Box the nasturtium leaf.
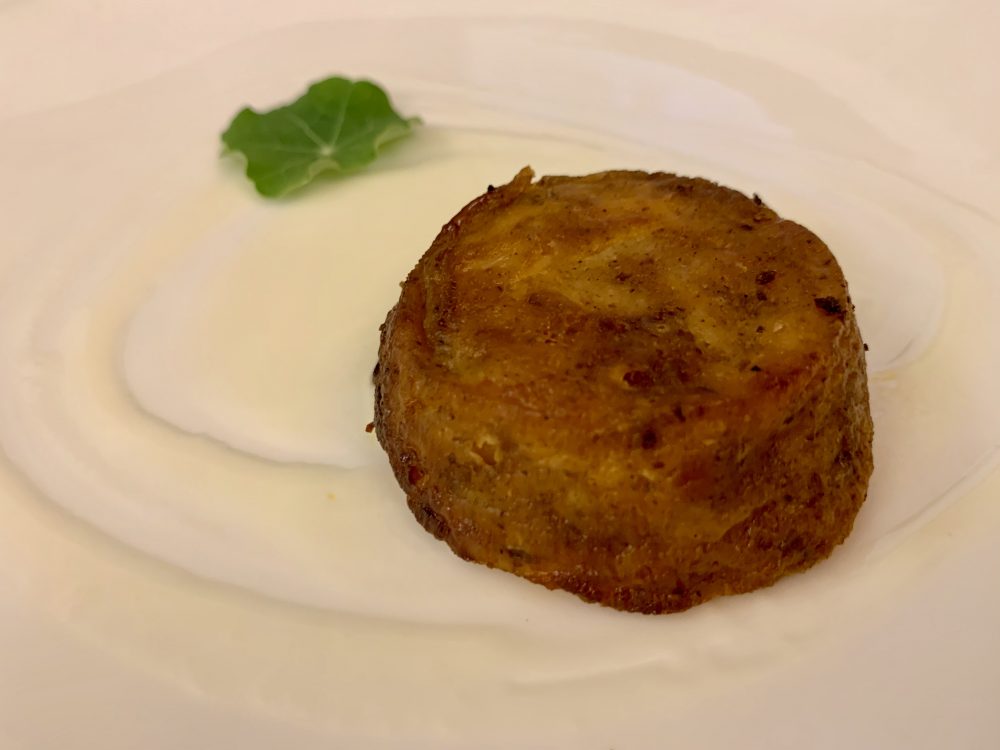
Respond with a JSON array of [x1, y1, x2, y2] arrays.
[[221, 77, 419, 197]]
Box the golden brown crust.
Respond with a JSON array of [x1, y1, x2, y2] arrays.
[[374, 167, 873, 614]]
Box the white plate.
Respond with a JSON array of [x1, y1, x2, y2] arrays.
[[2, 3, 999, 749]]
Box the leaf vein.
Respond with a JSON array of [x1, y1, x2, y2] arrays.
[[286, 113, 329, 151]]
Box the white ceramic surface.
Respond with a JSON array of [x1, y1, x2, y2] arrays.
[[1, 3, 998, 749]]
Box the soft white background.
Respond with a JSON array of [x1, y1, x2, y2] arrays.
[[2, 0, 997, 212], [1, 2, 998, 748]]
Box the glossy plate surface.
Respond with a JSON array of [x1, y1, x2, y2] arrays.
[[1, 3, 998, 748]]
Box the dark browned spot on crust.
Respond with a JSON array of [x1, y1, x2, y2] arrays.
[[416, 502, 450, 539], [641, 428, 659, 450], [504, 547, 532, 562], [624, 370, 655, 388], [756, 270, 776, 285], [814, 296, 846, 319], [364, 421, 375, 433]]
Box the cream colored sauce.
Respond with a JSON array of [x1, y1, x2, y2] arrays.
[[2, 22, 1000, 745]]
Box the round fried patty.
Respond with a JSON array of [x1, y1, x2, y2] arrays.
[[374, 167, 873, 614]]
